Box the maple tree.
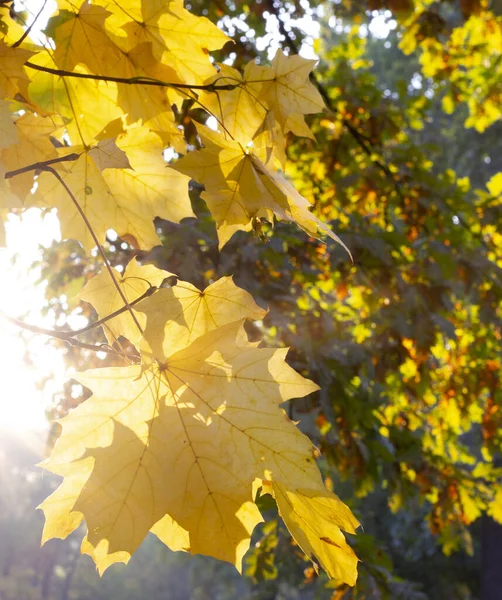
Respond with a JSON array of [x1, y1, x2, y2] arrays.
[[0, 0, 361, 588], [2, 0, 502, 597]]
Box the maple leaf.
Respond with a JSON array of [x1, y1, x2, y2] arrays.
[[264, 482, 359, 583], [0, 40, 34, 100], [78, 257, 266, 351], [88, 138, 132, 172], [47, 2, 180, 125], [0, 5, 29, 46], [77, 258, 174, 346], [199, 64, 269, 145], [32, 126, 193, 251], [200, 59, 318, 145], [245, 49, 325, 138], [48, 1, 119, 73], [98, 126, 195, 238], [28, 51, 124, 145], [171, 125, 348, 251], [91, 0, 230, 84], [40, 280, 359, 583], [0, 99, 19, 150], [135, 274, 267, 358], [0, 112, 61, 199]]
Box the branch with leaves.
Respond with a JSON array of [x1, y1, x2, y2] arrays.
[[0, 0, 360, 587]]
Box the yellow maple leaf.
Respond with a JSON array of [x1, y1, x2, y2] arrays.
[[0, 40, 34, 100], [244, 49, 325, 137], [0, 100, 19, 151], [28, 51, 123, 145], [40, 298, 358, 583], [48, 2, 181, 124], [91, 0, 229, 85], [171, 125, 348, 251], [88, 138, 132, 172], [284, 112, 317, 141], [201, 59, 319, 143], [32, 126, 193, 251], [199, 64, 269, 145], [265, 482, 359, 585], [78, 259, 265, 352], [136, 274, 267, 358], [99, 126, 194, 237], [31, 149, 110, 251], [50, 1, 121, 73], [115, 42, 181, 123], [77, 258, 174, 346], [0, 5, 29, 47], [0, 112, 61, 199]]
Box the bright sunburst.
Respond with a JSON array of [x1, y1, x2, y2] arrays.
[[0, 209, 64, 433]]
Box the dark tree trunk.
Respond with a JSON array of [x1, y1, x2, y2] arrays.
[[481, 514, 502, 599]]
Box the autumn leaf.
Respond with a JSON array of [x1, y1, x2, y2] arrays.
[[0, 39, 34, 100], [136, 274, 267, 358], [199, 64, 268, 145], [78, 257, 265, 351], [32, 126, 193, 251], [265, 482, 359, 584], [171, 124, 348, 251], [245, 49, 325, 137], [91, 0, 229, 84], [0, 111, 61, 199], [48, 1, 121, 73], [28, 51, 123, 145], [40, 286, 358, 583], [77, 258, 174, 346], [88, 138, 132, 172], [0, 99, 18, 150], [47, 2, 181, 124]]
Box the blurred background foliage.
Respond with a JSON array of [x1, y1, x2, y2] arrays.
[[2, 0, 502, 598]]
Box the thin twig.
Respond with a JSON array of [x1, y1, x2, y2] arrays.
[[44, 166, 145, 337], [72, 285, 157, 337], [5, 153, 81, 180], [12, 0, 48, 48], [0, 309, 136, 359]]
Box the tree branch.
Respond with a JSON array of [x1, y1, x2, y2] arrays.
[[5, 153, 81, 180], [24, 61, 240, 92], [0, 309, 136, 360]]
